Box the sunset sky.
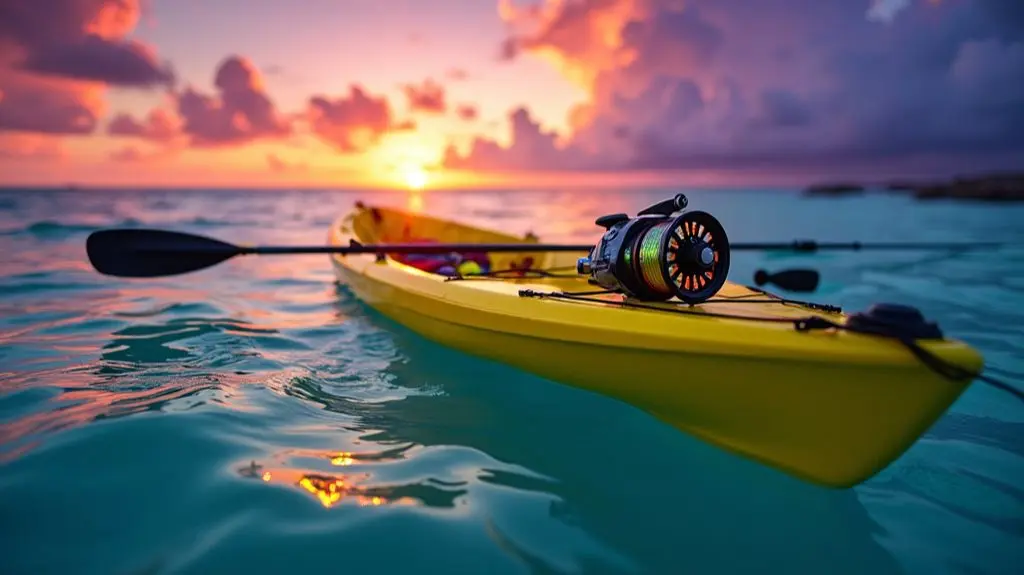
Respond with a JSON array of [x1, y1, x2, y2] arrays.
[[1, 0, 1022, 190]]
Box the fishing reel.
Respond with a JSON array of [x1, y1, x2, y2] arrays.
[[576, 194, 731, 305]]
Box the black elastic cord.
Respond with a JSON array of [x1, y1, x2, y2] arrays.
[[809, 317, 1024, 405], [446, 265, 579, 282], [518, 289, 801, 325], [517, 289, 1024, 404]]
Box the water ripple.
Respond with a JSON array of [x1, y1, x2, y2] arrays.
[[0, 189, 1021, 575]]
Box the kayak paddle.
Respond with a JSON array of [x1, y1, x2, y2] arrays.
[[84, 228, 593, 278], [85, 228, 1012, 279], [754, 269, 820, 293]]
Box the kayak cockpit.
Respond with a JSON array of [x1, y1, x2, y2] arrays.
[[345, 202, 585, 282]]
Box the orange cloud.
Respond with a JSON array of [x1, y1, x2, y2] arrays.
[[498, 0, 638, 89], [0, 133, 65, 160], [266, 153, 308, 172], [402, 78, 447, 114]]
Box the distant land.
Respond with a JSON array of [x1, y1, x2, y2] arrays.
[[804, 172, 1024, 202]]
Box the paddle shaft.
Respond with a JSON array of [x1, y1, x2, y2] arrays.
[[85, 227, 1013, 279], [731, 240, 1007, 252], [243, 243, 594, 255], [241, 240, 1007, 255]]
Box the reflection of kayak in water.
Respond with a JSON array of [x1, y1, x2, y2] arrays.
[[328, 201, 984, 489]]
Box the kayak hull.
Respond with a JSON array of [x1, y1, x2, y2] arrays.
[[328, 202, 984, 488]]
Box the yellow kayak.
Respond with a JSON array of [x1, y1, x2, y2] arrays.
[[328, 201, 984, 488]]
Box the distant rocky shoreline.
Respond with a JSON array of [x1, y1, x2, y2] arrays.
[[803, 172, 1024, 202]]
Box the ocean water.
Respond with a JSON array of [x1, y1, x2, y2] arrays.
[[0, 187, 1021, 575]]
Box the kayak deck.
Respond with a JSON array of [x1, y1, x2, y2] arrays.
[[329, 202, 984, 488]]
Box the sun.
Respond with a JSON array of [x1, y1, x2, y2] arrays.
[[402, 166, 429, 191]]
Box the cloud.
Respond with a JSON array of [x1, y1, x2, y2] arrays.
[[402, 78, 447, 114], [307, 85, 412, 153], [0, 0, 174, 88], [449, 0, 1024, 175], [0, 133, 65, 160], [446, 68, 470, 81], [21, 33, 175, 88], [456, 104, 479, 121], [107, 108, 181, 142], [103, 56, 294, 149], [105, 57, 416, 157], [109, 145, 146, 163], [0, 70, 103, 134], [266, 153, 308, 172], [175, 56, 292, 147], [0, 0, 172, 138], [444, 106, 589, 171]]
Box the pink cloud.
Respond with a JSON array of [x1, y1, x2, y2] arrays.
[[104, 58, 418, 156], [446, 68, 470, 81], [307, 85, 412, 153], [402, 78, 447, 114], [107, 108, 180, 141], [456, 104, 479, 121]]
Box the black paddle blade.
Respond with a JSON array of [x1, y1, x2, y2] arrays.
[[86, 229, 242, 278], [754, 268, 821, 293]]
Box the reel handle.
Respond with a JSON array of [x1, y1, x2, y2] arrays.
[[637, 193, 688, 217]]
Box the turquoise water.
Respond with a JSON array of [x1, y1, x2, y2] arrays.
[[1, 187, 1021, 575]]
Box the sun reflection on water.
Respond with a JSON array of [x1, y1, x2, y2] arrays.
[[241, 457, 418, 509]]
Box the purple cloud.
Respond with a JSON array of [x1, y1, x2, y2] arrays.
[[176, 56, 292, 147], [107, 108, 180, 141], [22, 34, 175, 88], [0, 0, 174, 139], [448, 0, 1024, 177], [0, 0, 174, 88], [0, 73, 100, 134], [445, 107, 589, 171]]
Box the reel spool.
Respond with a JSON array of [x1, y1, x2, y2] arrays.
[[576, 194, 731, 305]]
